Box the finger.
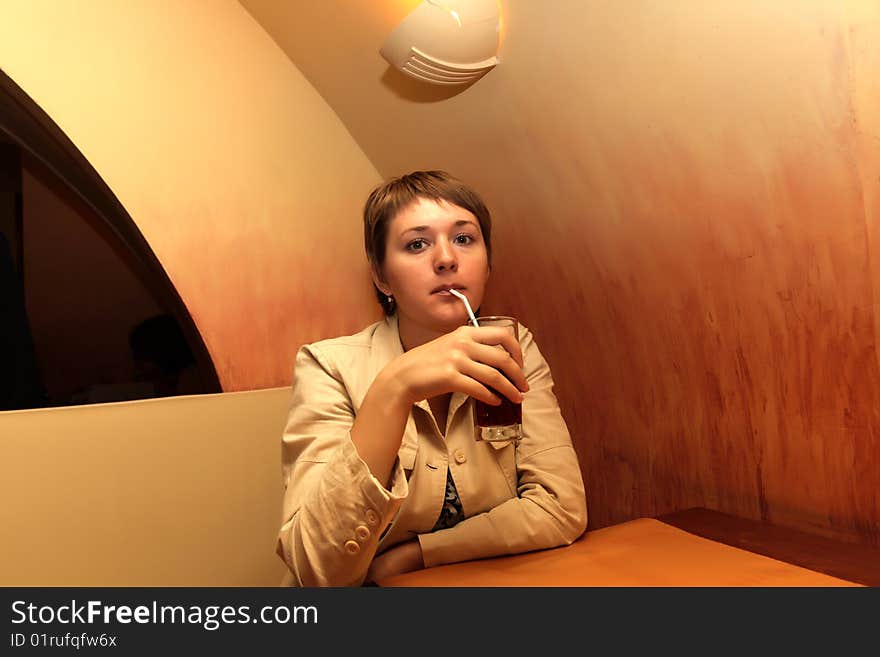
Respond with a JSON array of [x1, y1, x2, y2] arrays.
[[466, 327, 525, 369], [464, 342, 529, 393], [459, 361, 525, 404], [452, 372, 503, 406]]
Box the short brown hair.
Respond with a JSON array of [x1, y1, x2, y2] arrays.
[[363, 170, 493, 316]]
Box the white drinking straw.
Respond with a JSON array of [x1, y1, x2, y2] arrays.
[[449, 288, 480, 327]]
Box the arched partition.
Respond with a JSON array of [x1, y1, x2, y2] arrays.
[[0, 69, 221, 406]]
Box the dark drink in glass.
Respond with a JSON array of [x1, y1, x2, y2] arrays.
[[471, 316, 523, 442], [474, 385, 522, 435]]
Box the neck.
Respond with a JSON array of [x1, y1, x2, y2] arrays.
[[396, 312, 453, 352]]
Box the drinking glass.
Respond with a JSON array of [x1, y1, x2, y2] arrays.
[[471, 316, 523, 442]]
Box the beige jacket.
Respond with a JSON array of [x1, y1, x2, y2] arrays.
[[277, 314, 587, 586]]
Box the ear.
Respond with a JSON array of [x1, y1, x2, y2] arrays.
[[370, 264, 392, 297]]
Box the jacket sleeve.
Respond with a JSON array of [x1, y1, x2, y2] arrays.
[[276, 344, 408, 586], [417, 325, 588, 567]]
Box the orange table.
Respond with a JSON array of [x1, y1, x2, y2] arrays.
[[378, 508, 876, 587]]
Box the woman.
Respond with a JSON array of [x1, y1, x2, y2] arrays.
[[277, 171, 587, 586]]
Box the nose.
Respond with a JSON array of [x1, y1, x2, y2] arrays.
[[434, 239, 458, 272]]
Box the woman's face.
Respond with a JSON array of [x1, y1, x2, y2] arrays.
[[374, 197, 490, 336]]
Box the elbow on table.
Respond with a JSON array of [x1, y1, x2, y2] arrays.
[[525, 475, 588, 547], [557, 483, 588, 544], [558, 493, 588, 545]]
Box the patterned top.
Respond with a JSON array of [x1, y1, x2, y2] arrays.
[[432, 468, 465, 531]]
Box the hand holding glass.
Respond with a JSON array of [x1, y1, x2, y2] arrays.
[[447, 290, 523, 442]]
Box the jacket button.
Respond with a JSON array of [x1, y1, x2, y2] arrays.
[[365, 509, 379, 526], [344, 540, 360, 555], [355, 525, 371, 542], [453, 449, 467, 464]]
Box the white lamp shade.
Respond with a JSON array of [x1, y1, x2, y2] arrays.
[[380, 0, 501, 86]]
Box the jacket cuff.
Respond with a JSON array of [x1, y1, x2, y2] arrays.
[[340, 436, 408, 532]]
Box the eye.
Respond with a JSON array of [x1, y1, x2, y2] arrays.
[[406, 238, 429, 252], [454, 234, 475, 245]]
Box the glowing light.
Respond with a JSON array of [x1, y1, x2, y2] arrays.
[[427, 1, 463, 28]]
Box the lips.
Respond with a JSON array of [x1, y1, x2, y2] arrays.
[[431, 284, 465, 294]]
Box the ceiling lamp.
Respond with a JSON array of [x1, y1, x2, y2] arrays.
[[380, 0, 501, 86]]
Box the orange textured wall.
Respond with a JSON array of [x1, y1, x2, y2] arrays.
[[485, 2, 880, 544]]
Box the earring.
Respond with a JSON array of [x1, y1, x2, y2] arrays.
[[387, 295, 393, 304]]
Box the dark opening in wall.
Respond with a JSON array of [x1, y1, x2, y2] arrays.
[[0, 69, 220, 410]]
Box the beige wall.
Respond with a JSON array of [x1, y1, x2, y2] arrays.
[[0, 388, 291, 586], [245, 0, 880, 544], [0, 0, 383, 393]]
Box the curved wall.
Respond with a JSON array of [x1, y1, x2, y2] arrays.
[[0, 0, 383, 392], [246, 0, 880, 544]]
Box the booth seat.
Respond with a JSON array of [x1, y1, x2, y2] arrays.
[[7, 390, 875, 588], [0, 388, 292, 586]]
